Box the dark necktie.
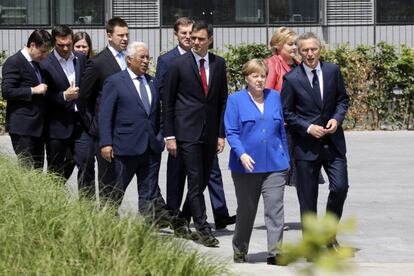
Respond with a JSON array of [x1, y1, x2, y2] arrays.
[[311, 69, 322, 101], [199, 58, 208, 96], [31, 61, 42, 83], [138, 76, 151, 114]]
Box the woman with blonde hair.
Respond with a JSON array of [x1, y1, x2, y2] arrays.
[[225, 58, 289, 265], [265, 27, 300, 91]]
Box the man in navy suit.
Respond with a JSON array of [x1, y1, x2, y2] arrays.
[[1, 29, 52, 169], [155, 17, 235, 231], [42, 25, 95, 194], [281, 32, 349, 249], [163, 21, 228, 247], [79, 17, 129, 199], [99, 42, 165, 217]]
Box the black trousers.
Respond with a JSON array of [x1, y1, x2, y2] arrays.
[[166, 152, 230, 223], [46, 118, 95, 196], [295, 140, 349, 222], [177, 139, 216, 231], [10, 134, 44, 169]]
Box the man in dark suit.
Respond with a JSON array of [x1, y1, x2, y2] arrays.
[[42, 25, 95, 194], [1, 29, 52, 169], [155, 17, 235, 231], [163, 21, 228, 247], [281, 32, 349, 249], [79, 17, 129, 199], [99, 42, 165, 217]]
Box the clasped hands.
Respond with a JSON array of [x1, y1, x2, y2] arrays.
[[309, 119, 338, 139]]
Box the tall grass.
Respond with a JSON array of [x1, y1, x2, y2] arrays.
[[0, 154, 228, 275]]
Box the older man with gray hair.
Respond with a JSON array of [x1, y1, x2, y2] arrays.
[[99, 41, 166, 219]]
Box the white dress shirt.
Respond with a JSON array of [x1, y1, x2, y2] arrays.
[[127, 68, 152, 105], [302, 62, 323, 100]]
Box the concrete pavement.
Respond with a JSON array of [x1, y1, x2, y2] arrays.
[[1, 131, 413, 275]]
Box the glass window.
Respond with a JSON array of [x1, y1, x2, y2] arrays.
[[377, 0, 414, 23], [55, 0, 104, 25], [269, 0, 319, 24], [162, 0, 265, 25], [0, 0, 49, 25]]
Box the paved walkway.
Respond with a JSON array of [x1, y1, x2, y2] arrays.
[[1, 131, 413, 275]]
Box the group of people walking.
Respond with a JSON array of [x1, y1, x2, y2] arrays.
[[1, 15, 350, 266]]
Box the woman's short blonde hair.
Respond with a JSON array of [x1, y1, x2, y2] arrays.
[[269, 27, 297, 54], [242, 58, 268, 77]]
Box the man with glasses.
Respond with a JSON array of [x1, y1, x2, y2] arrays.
[[99, 42, 165, 218], [2, 29, 52, 169]]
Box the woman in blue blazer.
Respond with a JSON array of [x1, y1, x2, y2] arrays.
[[224, 59, 290, 265]]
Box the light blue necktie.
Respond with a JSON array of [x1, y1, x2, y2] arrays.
[[138, 76, 151, 114], [117, 52, 127, 70]]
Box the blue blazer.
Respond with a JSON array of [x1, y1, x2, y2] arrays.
[[281, 62, 349, 161], [42, 51, 86, 139], [99, 70, 165, 156], [154, 46, 180, 96], [224, 88, 290, 173]]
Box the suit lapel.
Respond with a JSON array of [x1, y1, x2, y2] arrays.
[[103, 47, 122, 72], [146, 74, 158, 114], [187, 53, 205, 98], [18, 51, 41, 84], [74, 56, 81, 86], [207, 52, 216, 98], [297, 64, 322, 109], [49, 51, 70, 87]]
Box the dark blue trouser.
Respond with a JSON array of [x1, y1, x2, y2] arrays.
[[113, 149, 163, 214]]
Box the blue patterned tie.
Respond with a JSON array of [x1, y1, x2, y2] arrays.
[[139, 76, 150, 114], [117, 52, 127, 70]]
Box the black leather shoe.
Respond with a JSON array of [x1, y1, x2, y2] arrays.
[[192, 230, 219, 247], [233, 252, 246, 263], [215, 215, 236, 230], [267, 254, 287, 266], [173, 224, 192, 239], [327, 240, 341, 253]]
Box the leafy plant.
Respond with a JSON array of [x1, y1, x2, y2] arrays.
[[280, 213, 356, 276]]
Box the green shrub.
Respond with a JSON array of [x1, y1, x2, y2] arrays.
[[222, 44, 271, 92], [281, 213, 356, 275], [0, 50, 7, 132], [0, 154, 228, 275]]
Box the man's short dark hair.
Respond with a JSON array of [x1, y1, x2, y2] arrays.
[[26, 29, 52, 48], [51, 25, 73, 45], [192, 20, 213, 38], [173, 17, 194, 33], [106, 17, 128, 34]]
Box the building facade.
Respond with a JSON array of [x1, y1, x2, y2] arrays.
[[0, 0, 413, 59]]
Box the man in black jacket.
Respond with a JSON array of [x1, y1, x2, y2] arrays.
[[2, 29, 51, 169]]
